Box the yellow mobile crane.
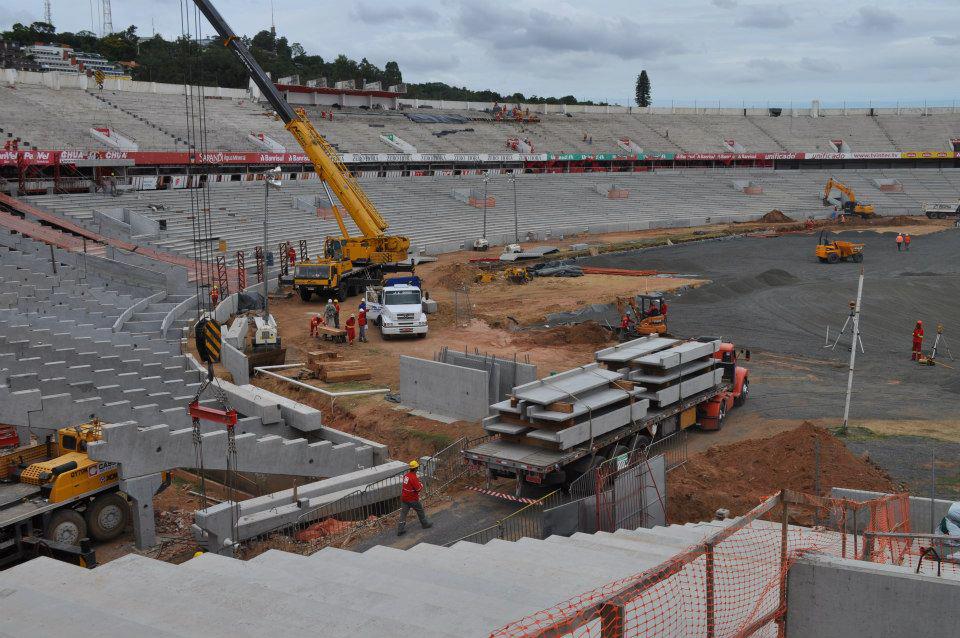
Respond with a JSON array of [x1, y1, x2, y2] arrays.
[[192, 0, 410, 302]]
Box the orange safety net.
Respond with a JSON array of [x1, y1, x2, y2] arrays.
[[490, 491, 915, 638]]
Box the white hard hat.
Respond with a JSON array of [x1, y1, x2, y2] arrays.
[[328, 299, 333, 303]]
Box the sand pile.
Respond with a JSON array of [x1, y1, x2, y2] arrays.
[[760, 210, 796, 223], [513, 321, 614, 347]]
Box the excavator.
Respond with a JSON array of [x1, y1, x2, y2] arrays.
[[615, 293, 668, 340], [190, 0, 409, 303], [822, 178, 876, 218]]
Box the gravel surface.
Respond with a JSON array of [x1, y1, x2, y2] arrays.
[[581, 228, 960, 421]]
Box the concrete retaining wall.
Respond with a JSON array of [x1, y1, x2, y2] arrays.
[[439, 350, 537, 404], [222, 341, 250, 385], [787, 554, 960, 637], [399, 355, 490, 422]]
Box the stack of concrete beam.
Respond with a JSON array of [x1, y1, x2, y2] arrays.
[[596, 337, 723, 408], [482, 363, 649, 451], [193, 460, 409, 554], [0, 518, 826, 636]]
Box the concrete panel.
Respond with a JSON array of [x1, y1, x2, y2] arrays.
[[399, 356, 489, 422], [88, 421, 374, 480], [787, 554, 960, 638], [221, 341, 250, 385]]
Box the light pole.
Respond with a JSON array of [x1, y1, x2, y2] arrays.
[[509, 172, 519, 243], [262, 166, 282, 318], [481, 173, 490, 240]]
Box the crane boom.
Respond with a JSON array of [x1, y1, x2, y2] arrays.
[[192, 0, 402, 250]]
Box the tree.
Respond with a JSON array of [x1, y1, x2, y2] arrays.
[[384, 61, 402, 87], [251, 30, 275, 52], [635, 70, 651, 107]]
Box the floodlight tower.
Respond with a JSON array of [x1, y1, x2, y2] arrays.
[[102, 0, 114, 35], [44, 0, 52, 26]]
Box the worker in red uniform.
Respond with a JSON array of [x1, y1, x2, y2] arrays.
[[912, 320, 924, 361], [397, 460, 432, 536], [345, 314, 357, 345], [287, 245, 297, 267], [357, 306, 368, 342], [210, 285, 220, 306], [896, 233, 904, 251], [904, 233, 912, 251], [309, 314, 323, 337]]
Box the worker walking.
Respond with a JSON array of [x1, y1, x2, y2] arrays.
[[397, 460, 432, 536], [309, 314, 323, 337], [324, 299, 337, 328], [912, 320, 924, 361], [210, 285, 220, 306], [904, 233, 911, 251], [345, 314, 357, 345], [896, 233, 904, 251], [333, 299, 341, 328], [358, 306, 368, 342]]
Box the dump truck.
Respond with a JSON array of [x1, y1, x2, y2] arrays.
[[815, 230, 864, 263], [464, 337, 748, 492], [0, 421, 167, 568], [923, 202, 960, 220]]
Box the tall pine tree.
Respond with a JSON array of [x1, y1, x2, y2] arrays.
[[635, 70, 651, 107]]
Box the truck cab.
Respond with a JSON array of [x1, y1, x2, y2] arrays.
[[364, 283, 428, 338], [293, 259, 351, 302]]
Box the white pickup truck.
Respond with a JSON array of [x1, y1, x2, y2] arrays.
[[364, 282, 428, 338]]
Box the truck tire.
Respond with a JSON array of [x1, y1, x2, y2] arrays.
[[852, 253, 863, 263], [939, 212, 948, 220], [298, 288, 312, 302], [827, 253, 840, 264], [45, 508, 87, 546], [337, 286, 347, 302], [735, 380, 749, 406], [85, 493, 130, 541], [417, 332, 427, 339]]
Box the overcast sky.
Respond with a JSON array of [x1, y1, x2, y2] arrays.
[[4, 1, 959, 106]]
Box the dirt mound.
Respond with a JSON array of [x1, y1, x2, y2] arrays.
[[513, 321, 614, 347], [668, 423, 899, 524], [433, 263, 478, 290], [756, 268, 798, 287], [760, 209, 796, 223], [878, 214, 933, 226]]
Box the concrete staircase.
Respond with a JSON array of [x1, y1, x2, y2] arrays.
[[125, 294, 192, 338], [0, 522, 730, 637]]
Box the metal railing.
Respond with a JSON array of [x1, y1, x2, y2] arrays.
[[645, 429, 689, 472]]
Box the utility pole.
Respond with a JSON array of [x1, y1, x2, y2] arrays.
[[43, 0, 52, 26], [481, 173, 489, 240], [840, 267, 864, 435], [510, 173, 519, 243], [102, 0, 114, 35]]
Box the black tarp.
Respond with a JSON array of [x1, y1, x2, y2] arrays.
[[405, 113, 471, 124], [237, 292, 266, 312]]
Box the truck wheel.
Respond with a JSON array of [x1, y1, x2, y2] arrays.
[[852, 254, 863, 263], [298, 288, 312, 302], [827, 253, 839, 264], [735, 380, 749, 406], [938, 212, 948, 220], [337, 287, 347, 302], [86, 493, 130, 541], [417, 332, 427, 339], [46, 509, 87, 546]]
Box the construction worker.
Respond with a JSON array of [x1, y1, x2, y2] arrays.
[[210, 285, 220, 306], [309, 314, 323, 337], [358, 306, 368, 342], [333, 299, 341, 328], [912, 320, 924, 361], [397, 460, 432, 536], [345, 314, 357, 345], [904, 233, 911, 251], [896, 233, 904, 251], [287, 245, 297, 267], [324, 299, 337, 328]]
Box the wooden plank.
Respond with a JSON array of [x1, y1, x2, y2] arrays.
[[544, 401, 574, 414], [322, 369, 372, 382]]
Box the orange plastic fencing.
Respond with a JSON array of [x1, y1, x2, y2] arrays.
[[490, 491, 913, 638]]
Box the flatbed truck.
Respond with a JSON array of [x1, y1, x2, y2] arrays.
[[464, 340, 748, 491]]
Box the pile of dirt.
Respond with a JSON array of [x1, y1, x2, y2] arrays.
[[668, 423, 900, 524], [513, 321, 614, 347], [873, 214, 934, 226], [433, 263, 478, 290], [760, 209, 796, 223]]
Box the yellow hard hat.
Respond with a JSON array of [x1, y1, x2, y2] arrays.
[[409, 460, 419, 469]]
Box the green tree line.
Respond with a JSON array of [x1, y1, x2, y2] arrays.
[[3, 21, 601, 105]]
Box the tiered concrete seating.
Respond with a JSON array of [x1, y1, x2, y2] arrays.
[[24, 168, 960, 262], [0, 518, 844, 636]]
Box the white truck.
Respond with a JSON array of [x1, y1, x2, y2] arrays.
[[364, 281, 428, 338], [923, 202, 960, 220]]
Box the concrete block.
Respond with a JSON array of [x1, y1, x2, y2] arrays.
[[239, 384, 322, 433], [399, 355, 489, 422]]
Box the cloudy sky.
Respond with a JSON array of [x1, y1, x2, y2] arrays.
[[4, 1, 959, 106]]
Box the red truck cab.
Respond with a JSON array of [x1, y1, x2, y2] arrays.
[[698, 341, 749, 430]]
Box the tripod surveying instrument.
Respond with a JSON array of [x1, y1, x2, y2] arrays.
[[918, 323, 954, 366], [825, 300, 864, 353]]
